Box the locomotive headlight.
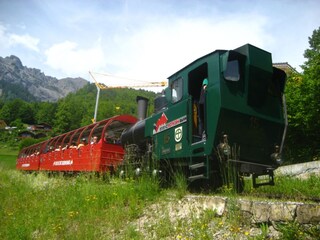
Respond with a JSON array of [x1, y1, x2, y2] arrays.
[[218, 134, 231, 158], [152, 169, 157, 177], [276, 155, 282, 165], [135, 168, 141, 176], [271, 153, 282, 165], [152, 169, 161, 177], [270, 145, 282, 166]]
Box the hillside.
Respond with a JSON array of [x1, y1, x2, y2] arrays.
[[0, 55, 88, 102]]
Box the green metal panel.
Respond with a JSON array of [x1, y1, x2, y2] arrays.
[[158, 102, 188, 159], [218, 44, 286, 165], [234, 44, 273, 73], [145, 98, 189, 159]]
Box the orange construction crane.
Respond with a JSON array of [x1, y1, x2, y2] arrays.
[[89, 71, 167, 123], [89, 71, 167, 89]]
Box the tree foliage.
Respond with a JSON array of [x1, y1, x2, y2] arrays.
[[52, 84, 156, 134], [285, 27, 320, 162], [0, 80, 37, 102], [0, 99, 35, 125], [301, 27, 320, 136], [18, 137, 47, 151], [34, 102, 58, 126]]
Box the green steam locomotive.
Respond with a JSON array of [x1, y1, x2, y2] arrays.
[[122, 43, 287, 190]]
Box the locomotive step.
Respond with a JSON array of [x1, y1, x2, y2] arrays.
[[188, 174, 206, 181], [189, 162, 205, 170]]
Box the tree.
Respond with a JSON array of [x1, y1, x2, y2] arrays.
[[285, 27, 320, 162], [34, 102, 58, 125], [301, 27, 320, 137], [53, 99, 76, 134], [0, 99, 34, 124], [53, 91, 91, 134], [10, 118, 24, 129]]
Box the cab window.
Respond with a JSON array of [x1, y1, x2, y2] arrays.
[[224, 60, 240, 81], [171, 78, 183, 103]]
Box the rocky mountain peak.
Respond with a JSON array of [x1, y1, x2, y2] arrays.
[[0, 55, 88, 102], [6, 55, 23, 69]]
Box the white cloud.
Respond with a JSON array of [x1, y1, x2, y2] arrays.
[[9, 33, 40, 52], [77, 12, 273, 90], [0, 23, 39, 52], [105, 13, 272, 83], [0, 24, 7, 46], [43, 11, 273, 86], [45, 40, 106, 77]]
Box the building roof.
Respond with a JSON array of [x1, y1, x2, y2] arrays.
[[273, 62, 298, 74]]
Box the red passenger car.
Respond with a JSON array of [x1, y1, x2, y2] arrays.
[[16, 115, 137, 173]]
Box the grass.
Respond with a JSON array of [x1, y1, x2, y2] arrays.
[[0, 145, 18, 169], [1, 147, 162, 239], [0, 147, 319, 239], [0, 168, 161, 239], [242, 174, 320, 202]]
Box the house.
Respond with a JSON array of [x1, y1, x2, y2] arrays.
[[28, 123, 52, 132], [273, 62, 298, 75], [18, 131, 35, 139]]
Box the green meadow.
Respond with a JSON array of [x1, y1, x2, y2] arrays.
[[1, 148, 319, 239]]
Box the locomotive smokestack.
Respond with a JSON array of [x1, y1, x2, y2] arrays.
[[136, 96, 149, 120]]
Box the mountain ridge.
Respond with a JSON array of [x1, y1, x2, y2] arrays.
[[0, 55, 88, 102]]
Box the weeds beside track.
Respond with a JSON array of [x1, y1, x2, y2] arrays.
[[1, 150, 319, 239]]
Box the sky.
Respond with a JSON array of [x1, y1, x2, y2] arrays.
[[0, 0, 319, 87]]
